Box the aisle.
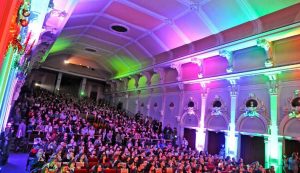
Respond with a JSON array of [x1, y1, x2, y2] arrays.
[[1, 153, 28, 173]]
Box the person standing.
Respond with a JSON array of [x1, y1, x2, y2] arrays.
[[288, 152, 299, 173], [16, 120, 26, 151]]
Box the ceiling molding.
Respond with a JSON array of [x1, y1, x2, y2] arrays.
[[112, 21, 300, 79], [73, 1, 114, 43], [41, 66, 107, 81], [115, 0, 166, 21]]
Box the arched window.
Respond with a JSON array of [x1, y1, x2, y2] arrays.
[[169, 102, 174, 108], [213, 100, 222, 108], [188, 101, 194, 108], [246, 99, 258, 108], [291, 97, 300, 107], [154, 102, 158, 108]]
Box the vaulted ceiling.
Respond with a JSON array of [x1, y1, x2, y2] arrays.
[[43, 0, 300, 79]]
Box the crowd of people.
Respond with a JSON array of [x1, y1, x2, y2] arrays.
[[5, 88, 279, 173]]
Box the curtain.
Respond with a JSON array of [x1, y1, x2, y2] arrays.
[[240, 135, 265, 166], [207, 131, 225, 155], [184, 128, 196, 150], [284, 139, 300, 157]]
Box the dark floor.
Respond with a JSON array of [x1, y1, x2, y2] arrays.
[[1, 153, 28, 173]]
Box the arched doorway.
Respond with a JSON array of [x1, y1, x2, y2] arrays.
[[280, 116, 300, 157], [205, 114, 228, 155], [237, 116, 268, 166], [181, 112, 199, 150]]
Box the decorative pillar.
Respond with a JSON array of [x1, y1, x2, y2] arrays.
[[265, 73, 282, 173], [196, 82, 209, 151], [178, 84, 185, 145], [160, 87, 167, 126], [225, 77, 239, 159], [87, 84, 92, 98], [41, 74, 47, 85], [146, 89, 153, 117], [96, 86, 102, 101], [153, 68, 165, 84], [170, 63, 182, 81], [257, 39, 274, 67], [125, 93, 129, 111], [135, 90, 141, 113], [79, 77, 87, 97], [132, 74, 141, 89], [219, 50, 233, 73], [55, 72, 62, 93], [141, 71, 152, 87]]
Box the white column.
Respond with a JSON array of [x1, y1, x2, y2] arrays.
[[96, 86, 102, 101], [55, 72, 62, 93], [87, 84, 92, 98], [146, 89, 153, 117], [177, 86, 185, 145], [41, 75, 47, 84], [196, 82, 208, 151], [79, 77, 87, 97], [266, 73, 281, 173], [135, 91, 140, 113], [125, 93, 129, 111], [160, 88, 167, 126], [226, 78, 239, 159]]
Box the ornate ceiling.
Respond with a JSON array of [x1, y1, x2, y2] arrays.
[[42, 0, 300, 79]]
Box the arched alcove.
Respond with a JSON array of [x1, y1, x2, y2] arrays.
[[238, 116, 267, 134], [282, 118, 300, 137], [205, 115, 228, 131], [181, 112, 199, 128], [188, 101, 195, 107]]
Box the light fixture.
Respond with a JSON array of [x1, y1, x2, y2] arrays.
[[110, 24, 128, 33], [64, 60, 69, 64]]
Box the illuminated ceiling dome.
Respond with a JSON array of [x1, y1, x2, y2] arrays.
[[42, 0, 300, 80]]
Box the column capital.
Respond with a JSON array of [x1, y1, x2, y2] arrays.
[[140, 71, 153, 86], [178, 83, 184, 91], [170, 63, 182, 81], [219, 50, 233, 73], [227, 77, 239, 96], [265, 72, 280, 95], [120, 77, 130, 90], [153, 67, 165, 83], [257, 38, 274, 67], [130, 74, 141, 88], [200, 81, 209, 95]]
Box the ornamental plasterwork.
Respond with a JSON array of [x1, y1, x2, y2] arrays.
[[240, 93, 265, 118], [284, 90, 300, 119], [184, 97, 198, 115], [209, 95, 227, 116]]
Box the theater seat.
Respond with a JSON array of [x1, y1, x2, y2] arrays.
[[88, 158, 98, 162], [88, 162, 98, 168], [166, 168, 173, 173], [74, 169, 88, 173], [104, 169, 117, 173]]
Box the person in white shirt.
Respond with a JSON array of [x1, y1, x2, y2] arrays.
[[44, 122, 53, 133]]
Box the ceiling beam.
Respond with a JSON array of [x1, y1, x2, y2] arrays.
[[73, 1, 113, 43], [112, 21, 300, 79], [41, 66, 107, 81], [113, 63, 300, 93]]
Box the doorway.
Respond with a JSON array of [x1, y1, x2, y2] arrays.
[[90, 91, 97, 101], [184, 128, 196, 150], [207, 131, 225, 155], [240, 135, 265, 166], [284, 139, 300, 157]]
